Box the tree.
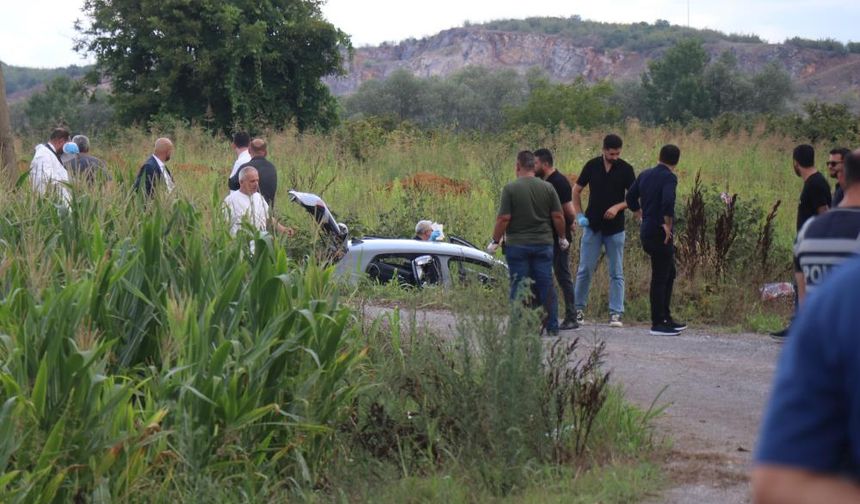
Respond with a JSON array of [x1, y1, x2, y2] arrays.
[[507, 77, 620, 131], [641, 38, 712, 123], [13, 77, 114, 135], [0, 63, 16, 186], [0, 68, 14, 186], [703, 52, 754, 113], [750, 62, 793, 114], [75, 0, 349, 132], [343, 67, 529, 132]]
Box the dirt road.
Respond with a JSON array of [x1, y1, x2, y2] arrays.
[[363, 306, 782, 503]]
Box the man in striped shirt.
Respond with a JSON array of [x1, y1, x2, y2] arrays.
[[794, 149, 860, 303]]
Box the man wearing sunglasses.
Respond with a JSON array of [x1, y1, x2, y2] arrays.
[[828, 147, 851, 207]]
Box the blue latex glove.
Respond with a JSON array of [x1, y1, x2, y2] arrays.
[[576, 213, 589, 228], [429, 230, 441, 241]]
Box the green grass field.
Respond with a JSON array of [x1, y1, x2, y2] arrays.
[[0, 123, 702, 502]]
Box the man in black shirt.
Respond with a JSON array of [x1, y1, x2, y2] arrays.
[[772, 144, 832, 340], [626, 144, 686, 337], [828, 147, 850, 207], [535, 148, 579, 330], [229, 138, 278, 208], [794, 150, 860, 303], [572, 134, 636, 327]]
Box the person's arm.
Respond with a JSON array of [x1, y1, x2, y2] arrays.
[[604, 201, 628, 220], [625, 175, 641, 213], [795, 271, 807, 304], [662, 216, 673, 244], [562, 200, 575, 220], [661, 175, 677, 243], [551, 211, 566, 238], [572, 184, 585, 217], [491, 214, 511, 243], [752, 466, 860, 504], [228, 173, 240, 191], [557, 180, 576, 228], [572, 164, 590, 217]]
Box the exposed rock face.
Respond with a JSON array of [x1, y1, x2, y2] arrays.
[[325, 27, 860, 100]]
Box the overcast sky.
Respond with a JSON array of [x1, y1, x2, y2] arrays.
[[2, 0, 858, 68]]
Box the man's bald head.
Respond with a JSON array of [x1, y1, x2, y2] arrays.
[[154, 137, 174, 162], [249, 138, 267, 158]]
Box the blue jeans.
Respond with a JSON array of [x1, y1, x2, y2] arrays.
[[574, 228, 626, 315], [505, 244, 558, 332]]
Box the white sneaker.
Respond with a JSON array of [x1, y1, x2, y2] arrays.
[[576, 309, 585, 325], [609, 313, 623, 328]]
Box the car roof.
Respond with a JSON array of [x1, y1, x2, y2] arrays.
[[348, 238, 495, 263]]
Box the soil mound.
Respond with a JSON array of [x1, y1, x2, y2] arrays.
[[392, 172, 471, 195]]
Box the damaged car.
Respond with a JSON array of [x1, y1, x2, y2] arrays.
[[288, 190, 506, 288]]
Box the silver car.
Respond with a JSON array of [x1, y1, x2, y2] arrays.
[[288, 190, 506, 287]]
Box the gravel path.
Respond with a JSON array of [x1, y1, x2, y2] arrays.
[[362, 305, 783, 504]]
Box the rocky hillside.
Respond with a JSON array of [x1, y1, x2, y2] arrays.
[[325, 26, 860, 104]]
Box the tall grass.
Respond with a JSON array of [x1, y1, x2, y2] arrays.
[[0, 139, 666, 501], [0, 185, 366, 501]]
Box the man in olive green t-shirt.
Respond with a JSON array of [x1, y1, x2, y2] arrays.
[[488, 150, 569, 335]]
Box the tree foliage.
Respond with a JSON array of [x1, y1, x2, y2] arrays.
[[473, 16, 763, 51], [639, 39, 793, 124], [0, 62, 91, 96], [789, 102, 860, 144], [10, 77, 114, 135], [75, 0, 349, 132], [0, 63, 15, 185], [343, 67, 528, 132], [507, 76, 620, 131]]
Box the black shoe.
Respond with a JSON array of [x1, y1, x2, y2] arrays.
[[545, 329, 560, 337], [650, 324, 681, 336], [770, 327, 790, 342], [667, 318, 687, 331], [560, 319, 580, 331]]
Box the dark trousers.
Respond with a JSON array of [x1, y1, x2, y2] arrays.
[[505, 244, 558, 332], [553, 242, 576, 321], [642, 234, 676, 326]]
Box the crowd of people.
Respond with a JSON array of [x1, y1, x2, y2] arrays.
[[484, 137, 860, 343], [28, 127, 291, 240], [487, 135, 686, 336]]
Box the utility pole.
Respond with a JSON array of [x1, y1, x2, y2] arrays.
[[0, 63, 17, 187], [687, 0, 691, 27]]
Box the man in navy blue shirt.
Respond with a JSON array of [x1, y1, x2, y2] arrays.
[[752, 253, 860, 503], [626, 145, 686, 336]]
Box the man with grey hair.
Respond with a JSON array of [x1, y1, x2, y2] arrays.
[[228, 138, 277, 207], [414, 220, 433, 240], [64, 134, 111, 185], [223, 165, 292, 236], [30, 126, 71, 206], [133, 137, 175, 198]]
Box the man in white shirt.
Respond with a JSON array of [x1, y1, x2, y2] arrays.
[[30, 127, 72, 206], [228, 132, 251, 190], [224, 166, 290, 236], [133, 138, 175, 198]]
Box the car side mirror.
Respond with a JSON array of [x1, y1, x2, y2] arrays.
[[411, 255, 439, 288]]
